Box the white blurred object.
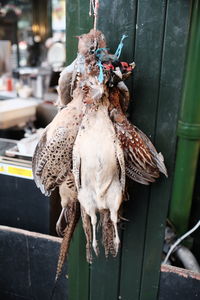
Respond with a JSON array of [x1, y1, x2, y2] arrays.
[[47, 42, 65, 69], [0, 99, 37, 129], [35, 75, 43, 98], [17, 128, 44, 156], [18, 85, 32, 98]]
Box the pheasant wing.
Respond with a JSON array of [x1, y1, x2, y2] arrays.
[[32, 126, 76, 196], [133, 125, 168, 177], [115, 120, 167, 184]]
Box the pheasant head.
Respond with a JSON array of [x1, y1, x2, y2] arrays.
[[77, 29, 107, 57]]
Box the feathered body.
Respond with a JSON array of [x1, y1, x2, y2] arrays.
[[32, 28, 167, 282], [32, 86, 84, 280], [73, 90, 125, 258], [32, 88, 84, 195], [57, 54, 85, 109]]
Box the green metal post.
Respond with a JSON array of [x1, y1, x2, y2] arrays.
[[169, 0, 200, 235]]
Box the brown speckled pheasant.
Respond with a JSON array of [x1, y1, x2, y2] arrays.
[[33, 29, 167, 284], [32, 85, 84, 281], [56, 29, 106, 109], [73, 85, 125, 257], [33, 29, 116, 278]]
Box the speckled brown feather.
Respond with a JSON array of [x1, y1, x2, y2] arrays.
[[55, 200, 80, 281], [57, 68, 73, 107], [100, 210, 116, 257], [109, 87, 167, 184], [32, 89, 84, 196]]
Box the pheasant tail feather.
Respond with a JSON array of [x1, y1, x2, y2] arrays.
[[55, 201, 80, 281]]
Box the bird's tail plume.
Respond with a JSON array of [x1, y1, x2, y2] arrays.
[[51, 201, 80, 300]]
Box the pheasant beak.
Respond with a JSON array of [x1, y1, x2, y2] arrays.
[[130, 62, 136, 69], [113, 67, 122, 79]]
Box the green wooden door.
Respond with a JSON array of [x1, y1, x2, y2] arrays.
[[65, 1, 192, 299]]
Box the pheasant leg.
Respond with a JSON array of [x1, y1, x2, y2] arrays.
[[81, 207, 93, 263], [90, 213, 98, 256], [110, 210, 120, 255]]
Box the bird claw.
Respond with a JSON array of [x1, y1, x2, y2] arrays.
[[56, 220, 65, 237], [92, 240, 99, 256], [119, 215, 129, 222], [64, 209, 69, 224], [56, 208, 68, 237], [114, 237, 120, 255], [86, 247, 93, 264]]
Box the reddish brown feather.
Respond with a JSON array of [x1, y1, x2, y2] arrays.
[[109, 87, 166, 184]]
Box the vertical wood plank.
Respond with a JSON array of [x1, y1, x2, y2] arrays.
[[119, 1, 167, 299], [66, 0, 93, 64], [98, 0, 137, 60], [89, 245, 121, 300], [68, 222, 90, 300], [89, 1, 138, 299], [66, 1, 91, 300], [139, 1, 192, 300]]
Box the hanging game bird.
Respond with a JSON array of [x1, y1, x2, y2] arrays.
[[73, 84, 125, 259], [32, 29, 167, 281]]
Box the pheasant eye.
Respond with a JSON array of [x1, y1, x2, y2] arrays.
[[89, 46, 95, 54]]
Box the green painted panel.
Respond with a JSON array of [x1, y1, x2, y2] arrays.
[[98, 0, 137, 60], [119, 184, 150, 300], [66, 0, 93, 64], [139, 1, 192, 299], [89, 242, 121, 300], [68, 222, 90, 300], [65, 1, 92, 300], [119, 1, 167, 299]]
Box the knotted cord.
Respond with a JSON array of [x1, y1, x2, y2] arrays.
[[115, 34, 128, 59], [89, 0, 99, 30]]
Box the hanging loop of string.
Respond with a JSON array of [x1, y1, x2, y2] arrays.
[[89, 0, 99, 30], [115, 34, 128, 59], [89, 0, 95, 16]]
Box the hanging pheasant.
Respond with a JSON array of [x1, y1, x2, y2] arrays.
[[32, 24, 167, 284], [32, 30, 110, 280]]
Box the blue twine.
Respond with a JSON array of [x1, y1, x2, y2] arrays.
[[115, 34, 128, 59], [97, 60, 104, 83], [95, 48, 109, 60], [95, 48, 109, 54]]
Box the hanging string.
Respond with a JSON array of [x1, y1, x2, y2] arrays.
[[115, 34, 128, 59], [89, 0, 95, 16], [89, 0, 102, 82], [89, 0, 99, 30]]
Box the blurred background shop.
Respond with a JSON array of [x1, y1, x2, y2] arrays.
[[0, 0, 66, 235]]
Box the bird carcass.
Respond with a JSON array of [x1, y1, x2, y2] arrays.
[[32, 29, 167, 279]]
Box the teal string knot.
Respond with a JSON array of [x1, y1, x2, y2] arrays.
[[97, 60, 104, 83], [115, 34, 128, 59]]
